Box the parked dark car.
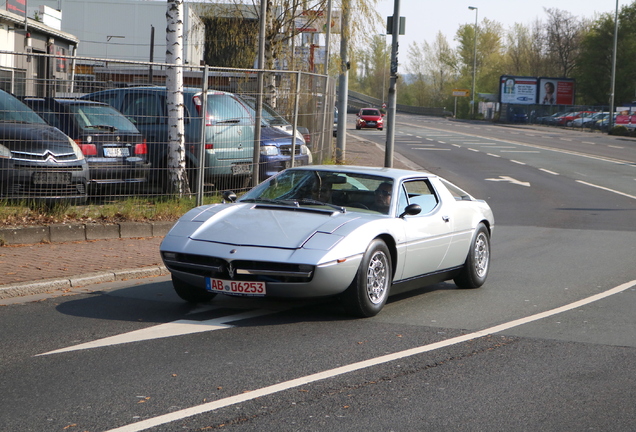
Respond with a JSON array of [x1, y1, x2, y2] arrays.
[[23, 97, 150, 193], [237, 96, 312, 172], [507, 106, 528, 123], [0, 90, 89, 204], [82, 87, 256, 191]]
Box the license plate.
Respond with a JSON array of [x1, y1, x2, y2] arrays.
[[368, 121, 376, 126], [231, 163, 251, 175], [32, 172, 71, 185], [205, 278, 266, 296], [104, 147, 130, 157]]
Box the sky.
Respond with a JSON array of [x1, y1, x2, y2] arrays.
[[376, 0, 625, 49]]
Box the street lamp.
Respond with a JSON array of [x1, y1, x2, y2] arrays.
[[468, 6, 478, 118]]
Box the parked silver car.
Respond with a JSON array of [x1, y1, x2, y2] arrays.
[[161, 166, 494, 317]]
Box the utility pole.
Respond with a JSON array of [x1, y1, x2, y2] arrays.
[[335, 0, 350, 164], [384, 0, 401, 168]]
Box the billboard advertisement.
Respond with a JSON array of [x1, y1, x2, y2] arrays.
[[499, 76, 538, 105], [538, 78, 575, 105], [6, 0, 26, 16]]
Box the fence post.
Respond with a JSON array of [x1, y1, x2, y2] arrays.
[[196, 65, 209, 207]]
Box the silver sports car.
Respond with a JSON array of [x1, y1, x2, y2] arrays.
[[160, 166, 494, 317]]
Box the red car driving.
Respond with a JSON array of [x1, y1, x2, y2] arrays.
[[356, 108, 384, 130]]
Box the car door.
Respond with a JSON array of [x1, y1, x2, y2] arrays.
[[398, 179, 453, 279], [118, 91, 167, 169]]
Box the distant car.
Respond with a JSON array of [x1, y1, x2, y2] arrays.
[[23, 97, 150, 193], [356, 108, 384, 130], [160, 165, 494, 317], [82, 87, 256, 191], [507, 107, 528, 123], [333, 106, 338, 137], [579, 112, 606, 128], [0, 90, 89, 204]]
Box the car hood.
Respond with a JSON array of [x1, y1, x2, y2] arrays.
[[182, 203, 361, 249], [0, 122, 73, 153], [259, 126, 295, 145]]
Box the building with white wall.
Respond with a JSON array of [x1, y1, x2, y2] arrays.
[[19, 0, 205, 65]]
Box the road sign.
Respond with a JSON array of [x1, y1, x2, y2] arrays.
[[452, 89, 470, 97]]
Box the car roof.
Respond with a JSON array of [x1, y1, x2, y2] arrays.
[[287, 165, 436, 182], [87, 86, 232, 96]]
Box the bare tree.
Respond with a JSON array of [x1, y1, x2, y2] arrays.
[[544, 8, 586, 77], [166, 0, 189, 195]]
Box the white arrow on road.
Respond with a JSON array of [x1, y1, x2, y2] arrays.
[[485, 176, 531, 187]]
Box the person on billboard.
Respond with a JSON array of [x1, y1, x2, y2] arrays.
[[542, 81, 555, 105]]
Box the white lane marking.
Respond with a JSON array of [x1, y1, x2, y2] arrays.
[[487, 153, 501, 158], [500, 150, 540, 153], [468, 148, 479, 152], [396, 121, 633, 166], [106, 280, 636, 432], [608, 145, 624, 149], [36, 309, 281, 356], [413, 148, 451, 151], [438, 141, 446, 144], [576, 180, 636, 200], [582, 141, 595, 145], [511, 160, 526, 165], [485, 176, 531, 187], [540, 168, 560, 175]]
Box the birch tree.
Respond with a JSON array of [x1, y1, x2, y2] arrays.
[[166, 0, 189, 195]]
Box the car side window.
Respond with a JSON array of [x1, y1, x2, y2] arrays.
[[403, 179, 439, 214], [121, 93, 164, 124], [440, 178, 472, 201]]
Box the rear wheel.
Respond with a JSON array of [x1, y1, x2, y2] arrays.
[[342, 239, 392, 317], [454, 223, 490, 289], [172, 275, 217, 303]]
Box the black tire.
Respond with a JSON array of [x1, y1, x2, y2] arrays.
[[356, 125, 361, 130], [454, 223, 490, 289], [172, 275, 217, 303], [341, 239, 392, 317]]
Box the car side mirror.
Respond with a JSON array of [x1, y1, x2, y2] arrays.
[[399, 203, 421, 218], [222, 191, 237, 203]]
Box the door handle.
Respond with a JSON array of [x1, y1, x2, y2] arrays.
[[442, 215, 450, 223]]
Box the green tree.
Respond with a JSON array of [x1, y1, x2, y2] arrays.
[[575, 2, 636, 105]]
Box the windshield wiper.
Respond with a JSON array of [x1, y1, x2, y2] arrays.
[[241, 198, 299, 206], [297, 198, 346, 213]]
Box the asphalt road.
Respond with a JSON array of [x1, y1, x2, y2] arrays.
[[1, 115, 635, 432]]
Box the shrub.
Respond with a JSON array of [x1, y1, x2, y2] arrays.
[[609, 125, 629, 136]]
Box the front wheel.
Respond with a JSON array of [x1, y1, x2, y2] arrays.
[[341, 239, 392, 317], [172, 275, 217, 303], [454, 223, 490, 289]]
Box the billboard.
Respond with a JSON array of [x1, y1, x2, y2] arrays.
[[499, 76, 538, 105], [6, 0, 26, 16], [538, 77, 575, 105]]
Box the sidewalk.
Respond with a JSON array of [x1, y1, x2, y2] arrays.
[[0, 134, 418, 299]]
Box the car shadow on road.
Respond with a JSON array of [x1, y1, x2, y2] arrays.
[[54, 279, 458, 325]]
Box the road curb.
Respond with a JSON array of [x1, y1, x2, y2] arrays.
[[0, 265, 169, 299], [0, 221, 175, 246]]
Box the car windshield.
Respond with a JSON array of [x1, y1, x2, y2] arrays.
[[239, 169, 394, 215], [67, 104, 139, 133], [361, 109, 379, 116], [240, 97, 289, 127], [0, 90, 47, 124]]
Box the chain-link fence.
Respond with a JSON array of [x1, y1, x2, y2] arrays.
[[0, 51, 336, 209]]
